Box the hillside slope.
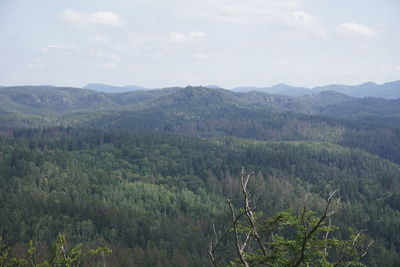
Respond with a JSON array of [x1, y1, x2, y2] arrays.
[[1, 129, 399, 266]]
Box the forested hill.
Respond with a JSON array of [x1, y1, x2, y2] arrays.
[[2, 85, 400, 117], [0, 85, 307, 114], [2, 85, 400, 164], [1, 85, 400, 266], [1, 128, 400, 265]]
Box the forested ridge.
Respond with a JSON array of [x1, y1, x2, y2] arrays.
[[1, 85, 400, 266]]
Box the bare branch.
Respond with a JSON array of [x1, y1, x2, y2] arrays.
[[228, 198, 249, 267], [324, 218, 331, 258], [240, 231, 252, 252], [360, 241, 374, 258], [208, 243, 218, 267], [208, 224, 220, 267], [207, 205, 259, 266], [352, 230, 366, 247], [333, 234, 372, 267], [240, 169, 268, 257]]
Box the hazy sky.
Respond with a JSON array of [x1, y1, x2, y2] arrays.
[[1, 0, 399, 88]]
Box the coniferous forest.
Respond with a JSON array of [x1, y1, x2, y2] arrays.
[[1, 85, 400, 266]]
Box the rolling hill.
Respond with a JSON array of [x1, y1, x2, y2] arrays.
[[1, 83, 400, 266]]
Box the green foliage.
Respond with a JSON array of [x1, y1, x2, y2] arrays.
[[0, 234, 111, 267], [237, 210, 369, 267], [0, 128, 399, 266], [0, 245, 28, 267], [210, 171, 371, 267]]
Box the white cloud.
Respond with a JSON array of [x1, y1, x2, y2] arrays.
[[89, 34, 111, 43], [114, 45, 127, 52], [87, 51, 121, 62], [101, 63, 117, 69], [153, 52, 166, 59], [188, 31, 206, 38], [272, 59, 289, 65], [168, 31, 206, 43], [292, 11, 315, 26], [193, 53, 223, 60], [42, 44, 78, 53], [109, 54, 121, 62], [174, 0, 301, 24], [169, 32, 189, 43], [130, 34, 151, 46], [172, 1, 328, 39], [90, 11, 122, 26], [26, 63, 44, 69], [287, 11, 328, 39], [337, 23, 376, 37], [193, 53, 207, 60], [59, 9, 83, 24], [60, 9, 123, 27]]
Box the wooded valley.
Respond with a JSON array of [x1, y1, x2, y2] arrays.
[[1, 85, 400, 266]]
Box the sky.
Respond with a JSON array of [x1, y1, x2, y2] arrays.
[[0, 0, 399, 88]]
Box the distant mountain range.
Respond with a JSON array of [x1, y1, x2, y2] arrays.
[[232, 80, 400, 99], [83, 80, 400, 99], [82, 83, 226, 93], [83, 83, 151, 93]]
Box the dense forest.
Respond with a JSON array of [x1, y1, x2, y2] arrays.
[[1, 85, 400, 266]]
